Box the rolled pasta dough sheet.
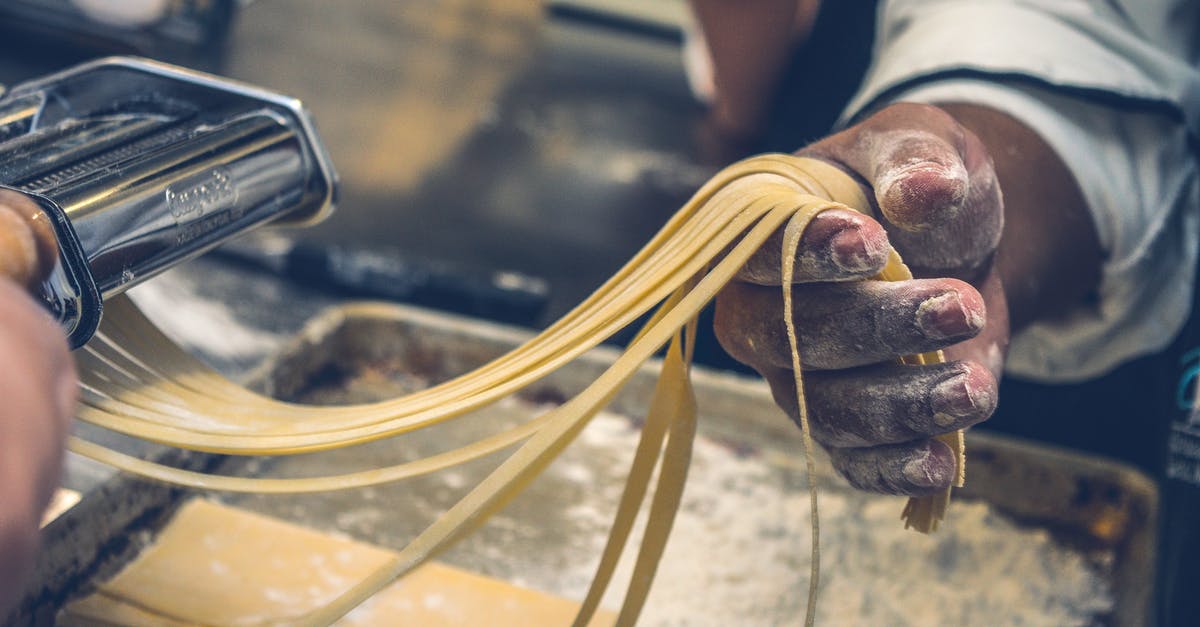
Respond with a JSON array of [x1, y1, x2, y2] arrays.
[[61, 499, 614, 626]]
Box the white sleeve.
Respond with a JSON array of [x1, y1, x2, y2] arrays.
[[843, 1, 1200, 133], [840, 0, 1200, 382], [893, 80, 1198, 382]]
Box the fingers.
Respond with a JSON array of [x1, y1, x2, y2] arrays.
[[759, 359, 996, 497], [761, 360, 996, 448], [714, 277, 985, 371], [735, 208, 890, 285], [801, 103, 1003, 276], [719, 103, 1009, 498], [858, 125, 970, 232], [0, 189, 58, 290], [829, 439, 958, 497]]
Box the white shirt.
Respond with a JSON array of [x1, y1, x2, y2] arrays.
[[843, 0, 1200, 382]]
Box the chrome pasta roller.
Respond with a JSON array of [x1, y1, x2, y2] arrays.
[[0, 56, 338, 348]]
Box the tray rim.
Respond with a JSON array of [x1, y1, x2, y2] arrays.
[[258, 300, 1159, 626]]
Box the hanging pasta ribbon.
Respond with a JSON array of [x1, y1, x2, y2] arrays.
[[30, 154, 962, 624]]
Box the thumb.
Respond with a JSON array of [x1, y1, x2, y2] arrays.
[[801, 103, 1003, 277], [864, 128, 970, 232]]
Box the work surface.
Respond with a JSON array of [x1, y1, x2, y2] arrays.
[[219, 304, 1141, 625], [9, 257, 1156, 625]]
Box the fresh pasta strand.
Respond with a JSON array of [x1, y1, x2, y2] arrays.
[[69, 154, 964, 625]]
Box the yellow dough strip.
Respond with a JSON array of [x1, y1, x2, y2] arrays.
[[69, 194, 770, 451], [84, 160, 811, 435], [572, 313, 698, 627], [69, 189, 776, 452], [64, 287, 703, 494], [295, 201, 791, 625], [781, 201, 829, 627], [611, 327, 698, 627], [61, 155, 965, 624]]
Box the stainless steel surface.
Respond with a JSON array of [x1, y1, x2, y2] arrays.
[[0, 57, 337, 346]]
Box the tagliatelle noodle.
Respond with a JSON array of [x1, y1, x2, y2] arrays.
[[65, 154, 965, 625]]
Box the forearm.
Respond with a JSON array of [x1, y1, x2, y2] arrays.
[[0, 280, 75, 614], [688, 0, 817, 139]]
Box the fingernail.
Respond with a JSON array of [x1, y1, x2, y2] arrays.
[[878, 163, 969, 229], [902, 452, 948, 489], [915, 291, 979, 340], [931, 372, 982, 423], [829, 225, 886, 274]]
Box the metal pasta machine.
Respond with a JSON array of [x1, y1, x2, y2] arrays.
[[0, 56, 338, 347]]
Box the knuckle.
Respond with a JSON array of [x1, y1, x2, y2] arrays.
[[713, 289, 768, 368], [828, 444, 950, 496], [926, 360, 997, 431]]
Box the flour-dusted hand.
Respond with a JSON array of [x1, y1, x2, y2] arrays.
[[715, 103, 1009, 497]]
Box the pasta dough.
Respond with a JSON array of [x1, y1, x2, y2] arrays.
[[67, 154, 964, 624], [61, 499, 615, 626]]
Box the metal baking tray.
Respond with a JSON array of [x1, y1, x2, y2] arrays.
[[237, 303, 1157, 626], [19, 301, 1158, 625]]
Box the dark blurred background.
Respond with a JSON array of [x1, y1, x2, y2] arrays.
[[0, 0, 875, 350]]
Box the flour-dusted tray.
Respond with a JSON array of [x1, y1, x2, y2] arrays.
[[222, 302, 1155, 626], [19, 300, 1156, 625]]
